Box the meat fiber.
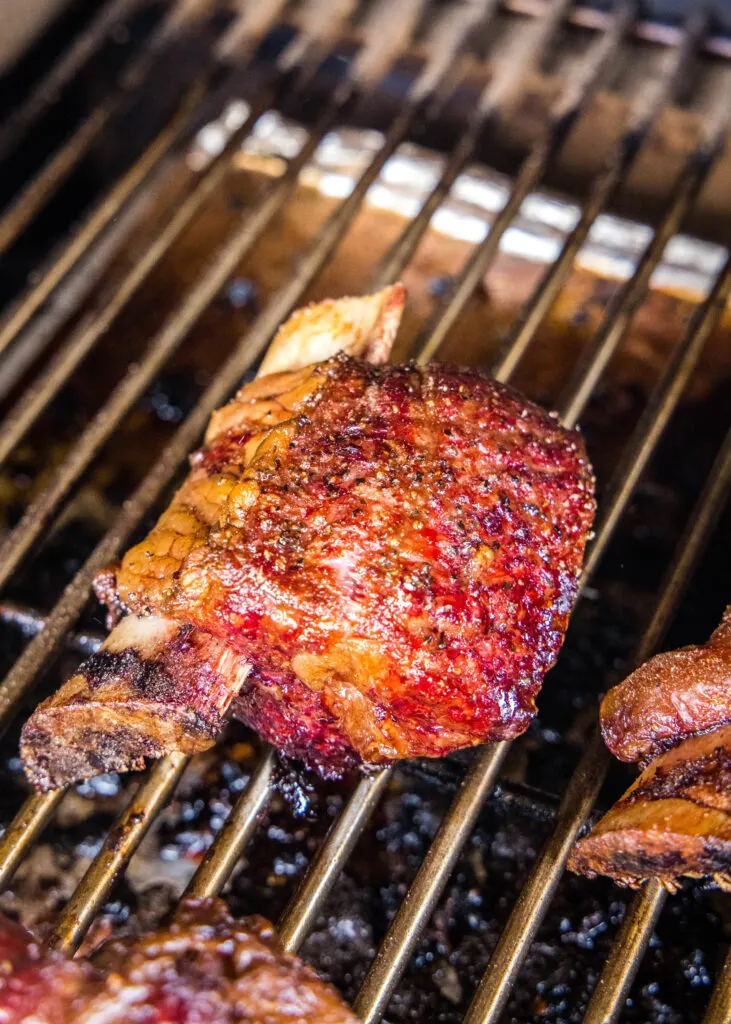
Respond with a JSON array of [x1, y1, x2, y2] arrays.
[[568, 725, 731, 891], [570, 606, 731, 890], [0, 898, 358, 1023], [22, 286, 595, 788]]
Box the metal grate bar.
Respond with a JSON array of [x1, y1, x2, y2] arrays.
[[0, 0, 214, 265], [419, 10, 706, 372], [0, 6, 727, 1019], [0, 79, 277, 470], [50, 752, 189, 954], [0, 0, 373, 433], [582, 248, 731, 583], [277, 768, 394, 953], [332, 27, 719, 1024], [368, 0, 632, 294], [0, 88, 203, 366], [0, 92, 348, 732], [493, 11, 707, 384], [557, 127, 729, 428], [159, 0, 622, 957], [0, 0, 145, 164], [583, 882, 667, 1024], [182, 748, 277, 901], [462, 426, 731, 1024], [412, 144, 559, 365], [0, 600, 103, 657], [0, 789, 65, 891], [354, 744, 508, 1023], [0, 91, 357, 605], [462, 727, 608, 1024], [0, 0, 471, 938], [702, 939, 731, 1024], [66, 7, 718, 1009]]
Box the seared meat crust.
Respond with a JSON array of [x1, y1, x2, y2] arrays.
[[126, 357, 594, 774], [601, 606, 731, 766], [568, 725, 731, 891], [21, 286, 595, 785], [0, 899, 358, 1023]]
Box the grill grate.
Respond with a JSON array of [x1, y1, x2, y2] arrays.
[[0, 2, 730, 1021]]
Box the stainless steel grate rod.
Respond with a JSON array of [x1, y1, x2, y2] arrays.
[[0, 74, 286, 468], [493, 10, 707, 385], [368, 0, 633, 295], [346, 19, 721, 1024], [0, 0, 145, 164], [0, 0, 214, 268], [0, 90, 202, 366], [577, 425, 731, 1024], [0, 0, 303, 372]]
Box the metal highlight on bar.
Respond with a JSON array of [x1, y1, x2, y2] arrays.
[[0, 6, 727, 1017], [0, 0, 214, 264], [0, 0, 144, 163], [0, 0, 439, 924], [558, 136, 727, 429], [352, 63, 726, 1024], [416, 7, 705, 370], [702, 942, 731, 1024], [354, 743, 508, 1023], [579, 426, 731, 1024], [0, 89, 202, 364], [0, 89, 273, 469], [582, 249, 731, 582], [0, 790, 65, 891], [183, 748, 277, 899], [49, 752, 189, 954], [369, 0, 631, 295], [493, 10, 708, 384], [278, 768, 393, 952], [0, 93, 352, 602]]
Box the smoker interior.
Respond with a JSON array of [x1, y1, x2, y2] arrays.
[[1, 1, 731, 1022]]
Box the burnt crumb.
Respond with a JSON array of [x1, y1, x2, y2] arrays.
[[274, 760, 322, 819]]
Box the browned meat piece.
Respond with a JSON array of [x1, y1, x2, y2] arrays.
[[0, 898, 359, 1023], [601, 606, 731, 766], [0, 913, 97, 1022], [22, 285, 595, 788], [571, 606, 731, 890], [568, 725, 731, 891]]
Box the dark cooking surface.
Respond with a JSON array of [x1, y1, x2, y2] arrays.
[[0, 352, 730, 1022], [1, 5, 731, 1016]]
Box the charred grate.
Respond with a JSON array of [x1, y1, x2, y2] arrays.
[[0, 2, 730, 1022]]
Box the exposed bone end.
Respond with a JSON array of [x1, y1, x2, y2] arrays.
[[568, 725, 731, 891], [256, 283, 406, 377], [21, 615, 250, 790]]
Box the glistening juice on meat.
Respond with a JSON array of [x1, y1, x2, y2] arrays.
[[21, 287, 595, 788]]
